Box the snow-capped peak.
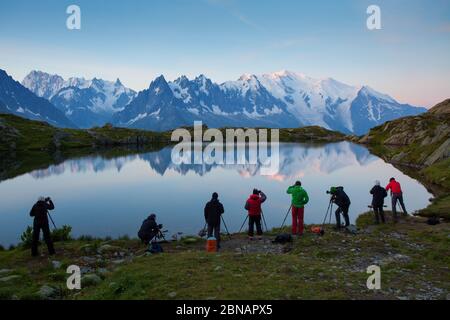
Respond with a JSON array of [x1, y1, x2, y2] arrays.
[[21, 71, 137, 128], [360, 86, 395, 103]]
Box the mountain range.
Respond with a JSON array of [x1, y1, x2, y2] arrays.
[[0, 70, 75, 128], [112, 71, 426, 134], [28, 142, 377, 179], [0, 68, 427, 134], [22, 70, 136, 128]]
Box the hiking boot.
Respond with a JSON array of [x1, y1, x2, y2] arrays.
[[257, 236, 263, 240], [248, 236, 254, 241]]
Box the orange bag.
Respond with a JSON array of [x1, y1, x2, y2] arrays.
[[311, 226, 324, 235], [206, 237, 217, 252]]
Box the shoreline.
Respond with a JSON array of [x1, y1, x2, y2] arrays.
[[0, 212, 448, 300]]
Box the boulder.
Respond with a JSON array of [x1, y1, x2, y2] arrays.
[[0, 269, 13, 275], [97, 244, 122, 255], [0, 275, 21, 282], [37, 285, 58, 300], [82, 274, 102, 287], [52, 260, 62, 269], [79, 244, 95, 254]]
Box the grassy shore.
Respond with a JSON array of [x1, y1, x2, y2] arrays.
[[0, 212, 448, 300]]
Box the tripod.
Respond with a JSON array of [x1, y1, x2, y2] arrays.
[[153, 229, 168, 243], [260, 210, 269, 232], [46, 210, 57, 230], [280, 205, 293, 230], [238, 215, 249, 233], [321, 199, 334, 229], [221, 216, 232, 239]]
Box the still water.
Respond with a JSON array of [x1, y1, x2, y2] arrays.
[[0, 142, 432, 246]]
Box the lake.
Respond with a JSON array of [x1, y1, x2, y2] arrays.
[[0, 142, 432, 246]]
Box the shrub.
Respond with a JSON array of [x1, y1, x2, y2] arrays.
[[52, 225, 72, 242], [20, 226, 34, 248], [20, 225, 73, 248]]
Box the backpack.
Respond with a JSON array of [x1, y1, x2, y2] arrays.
[[148, 242, 163, 254], [345, 225, 358, 235], [427, 217, 440, 226], [272, 233, 292, 244]]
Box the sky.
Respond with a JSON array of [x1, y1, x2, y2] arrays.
[[0, 0, 449, 107]]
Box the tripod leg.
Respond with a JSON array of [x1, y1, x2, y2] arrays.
[[322, 201, 332, 227], [238, 215, 249, 233], [221, 216, 232, 239], [329, 203, 333, 225], [280, 205, 292, 230], [261, 211, 269, 232]]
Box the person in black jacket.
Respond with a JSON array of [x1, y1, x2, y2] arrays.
[[29, 196, 56, 257], [138, 214, 161, 245], [370, 180, 388, 224], [329, 186, 351, 229], [204, 192, 225, 250]]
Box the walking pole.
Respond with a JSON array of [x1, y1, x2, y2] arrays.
[[238, 215, 249, 233], [280, 205, 292, 230], [221, 216, 232, 239], [261, 210, 269, 232]]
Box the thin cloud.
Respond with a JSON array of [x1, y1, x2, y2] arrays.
[[204, 0, 263, 31]]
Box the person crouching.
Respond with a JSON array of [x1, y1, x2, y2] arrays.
[[138, 213, 161, 246]]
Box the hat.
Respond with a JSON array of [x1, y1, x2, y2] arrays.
[[212, 192, 218, 199]]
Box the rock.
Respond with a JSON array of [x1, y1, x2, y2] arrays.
[[81, 256, 97, 264], [0, 275, 21, 282], [80, 266, 94, 274], [97, 268, 109, 275], [112, 259, 125, 265], [168, 291, 177, 298], [82, 274, 102, 287], [214, 266, 223, 272], [0, 269, 12, 275], [97, 244, 122, 255], [52, 260, 62, 269], [79, 244, 95, 254], [38, 285, 58, 300]]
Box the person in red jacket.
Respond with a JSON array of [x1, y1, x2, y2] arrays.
[[386, 177, 408, 222], [245, 189, 267, 240]]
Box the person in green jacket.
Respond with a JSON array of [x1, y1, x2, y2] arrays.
[[287, 181, 309, 236]]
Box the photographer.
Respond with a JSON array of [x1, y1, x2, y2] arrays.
[[370, 180, 388, 224], [29, 196, 56, 257], [245, 189, 267, 240], [138, 213, 162, 245], [204, 192, 225, 251], [328, 187, 351, 229], [286, 181, 309, 236]]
